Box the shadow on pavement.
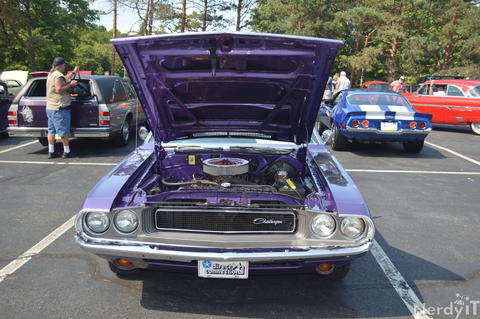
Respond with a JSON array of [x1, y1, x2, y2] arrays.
[[337, 142, 447, 159], [103, 230, 465, 318], [27, 136, 139, 159]]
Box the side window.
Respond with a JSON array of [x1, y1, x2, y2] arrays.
[[419, 84, 429, 95], [6, 80, 21, 88], [446, 85, 464, 97], [122, 81, 137, 100], [111, 80, 128, 102], [26, 80, 47, 97], [332, 92, 342, 106]]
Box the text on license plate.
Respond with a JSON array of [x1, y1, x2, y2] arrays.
[[381, 121, 398, 131], [198, 260, 249, 279]]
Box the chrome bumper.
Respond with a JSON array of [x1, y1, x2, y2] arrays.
[[75, 235, 372, 263], [7, 127, 114, 138]]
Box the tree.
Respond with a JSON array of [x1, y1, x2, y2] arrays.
[[0, 0, 97, 71]]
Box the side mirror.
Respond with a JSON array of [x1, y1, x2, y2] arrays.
[[322, 130, 333, 145], [138, 126, 149, 141]]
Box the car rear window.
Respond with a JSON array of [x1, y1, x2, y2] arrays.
[[25, 79, 92, 98], [468, 86, 480, 97], [369, 84, 390, 91], [347, 93, 409, 106]]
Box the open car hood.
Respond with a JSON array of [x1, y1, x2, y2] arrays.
[[112, 32, 342, 144]]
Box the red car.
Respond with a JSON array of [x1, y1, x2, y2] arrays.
[[404, 77, 480, 134], [360, 81, 391, 91]]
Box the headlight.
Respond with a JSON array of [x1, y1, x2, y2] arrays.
[[311, 214, 336, 237], [85, 212, 109, 233], [114, 210, 138, 233], [340, 217, 365, 239]]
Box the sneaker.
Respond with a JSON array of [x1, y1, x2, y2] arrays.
[[62, 152, 72, 158], [48, 152, 59, 159]]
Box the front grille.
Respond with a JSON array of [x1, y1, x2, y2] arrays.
[[154, 206, 296, 234]]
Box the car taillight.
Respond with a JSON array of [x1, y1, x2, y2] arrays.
[[409, 121, 417, 129], [419, 122, 426, 129], [99, 111, 111, 126], [361, 120, 369, 128], [351, 120, 360, 128], [7, 111, 17, 126]]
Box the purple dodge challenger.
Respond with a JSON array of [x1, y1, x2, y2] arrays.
[[75, 32, 375, 279]]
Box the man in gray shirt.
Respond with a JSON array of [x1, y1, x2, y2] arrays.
[[46, 57, 78, 158]]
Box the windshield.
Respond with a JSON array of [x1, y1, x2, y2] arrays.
[[369, 83, 390, 91], [347, 93, 409, 106], [467, 86, 480, 98]]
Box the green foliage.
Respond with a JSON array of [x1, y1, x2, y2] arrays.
[[251, 0, 480, 84]]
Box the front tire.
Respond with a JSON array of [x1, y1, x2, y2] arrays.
[[331, 122, 348, 151], [470, 122, 480, 135], [403, 140, 424, 153], [38, 137, 48, 146]]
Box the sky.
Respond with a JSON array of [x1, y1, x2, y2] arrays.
[[91, 0, 141, 34], [90, 0, 239, 34]]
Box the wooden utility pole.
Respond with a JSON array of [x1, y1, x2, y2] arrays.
[[181, 0, 187, 32], [111, 0, 117, 75], [236, 0, 242, 31]]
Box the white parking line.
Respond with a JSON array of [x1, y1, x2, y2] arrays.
[[0, 140, 38, 155], [0, 160, 117, 166], [371, 240, 432, 319], [0, 216, 75, 284], [425, 141, 480, 167], [347, 169, 480, 175]]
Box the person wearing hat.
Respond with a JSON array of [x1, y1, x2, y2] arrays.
[[46, 57, 79, 158], [390, 76, 406, 93]]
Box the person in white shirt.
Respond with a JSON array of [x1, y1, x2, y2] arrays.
[[335, 71, 351, 93], [429, 80, 446, 96]]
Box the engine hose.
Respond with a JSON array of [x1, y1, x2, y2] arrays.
[[161, 178, 219, 186]]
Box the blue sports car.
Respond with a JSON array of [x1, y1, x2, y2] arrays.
[[317, 90, 432, 152]]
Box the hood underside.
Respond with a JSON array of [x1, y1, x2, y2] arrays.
[[112, 32, 342, 144]]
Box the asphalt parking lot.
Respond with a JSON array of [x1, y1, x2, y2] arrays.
[[0, 125, 479, 319]]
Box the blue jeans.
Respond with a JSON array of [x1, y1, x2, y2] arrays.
[[46, 108, 71, 137]]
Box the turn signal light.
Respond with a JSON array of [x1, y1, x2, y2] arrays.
[[100, 112, 110, 117], [351, 120, 360, 128], [7, 111, 16, 116], [361, 120, 369, 128], [115, 258, 133, 268], [8, 120, 17, 125], [409, 121, 417, 129], [100, 120, 110, 125], [419, 122, 426, 129], [316, 263, 335, 275]]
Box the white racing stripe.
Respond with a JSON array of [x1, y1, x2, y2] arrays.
[[0, 160, 117, 166], [0, 140, 38, 154], [347, 169, 480, 175], [0, 216, 75, 283], [425, 141, 480, 167], [371, 240, 432, 319], [387, 105, 409, 113], [359, 104, 382, 112]]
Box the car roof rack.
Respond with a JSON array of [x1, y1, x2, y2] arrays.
[[423, 75, 465, 82]]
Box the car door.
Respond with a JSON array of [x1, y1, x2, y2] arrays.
[[444, 84, 474, 125], [319, 92, 342, 128], [406, 83, 445, 123], [0, 82, 11, 133]]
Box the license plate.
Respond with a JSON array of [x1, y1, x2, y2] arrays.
[[198, 260, 249, 279], [381, 121, 398, 131]]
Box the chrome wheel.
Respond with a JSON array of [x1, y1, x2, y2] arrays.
[[121, 120, 130, 142], [470, 122, 480, 135]]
